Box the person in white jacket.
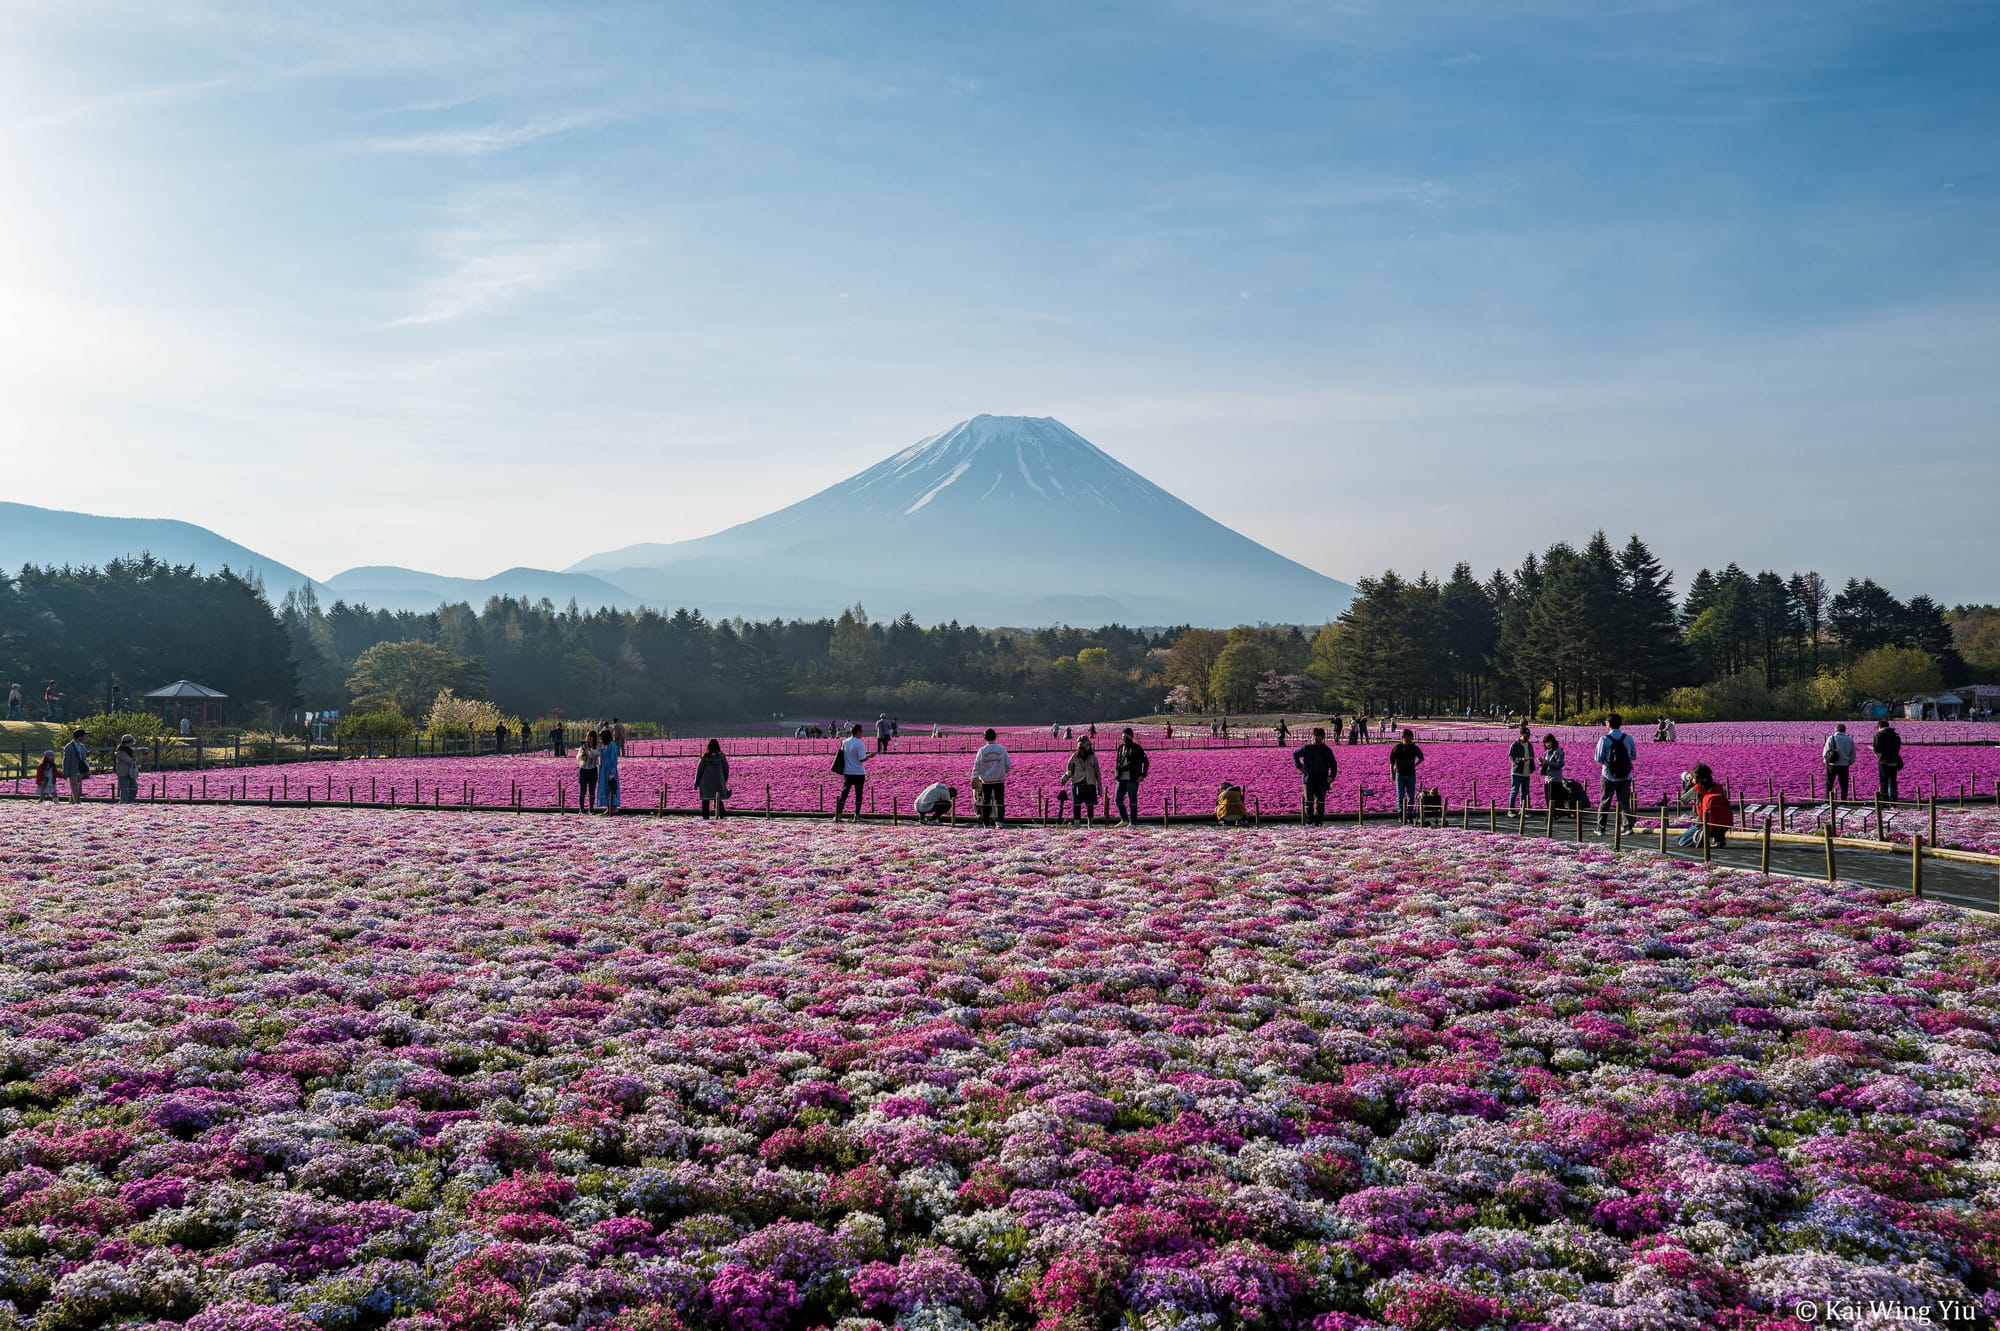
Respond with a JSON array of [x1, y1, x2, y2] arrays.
[[1823, 723, 1856, 800], [835, 723, 869, 822], [914, 782, 956, 823], [971, 728, 1011, 827]]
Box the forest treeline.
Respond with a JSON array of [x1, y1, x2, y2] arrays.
[[4, 534, 1996, 730]]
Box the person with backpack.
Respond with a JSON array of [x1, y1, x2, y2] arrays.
[[971, 728, 1011, 826], [835, 723, 869, 822], [1594, 713, 1637, 835], [1539, 733, 1568, 808], [1293, 726, 1337, 824], [695, 738, 730, 818], [60, 728, 89, 804], [1872, 719, 1903, 801], [1677, 764, 1732, 849], [1822, 723, 1856, 800], [1507, 725, 1536, 814], [1062, 736, 1102, 824], [1114, 727, 1149, 825], [1387, 729, 1425, 820]]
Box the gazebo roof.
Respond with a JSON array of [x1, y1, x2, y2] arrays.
[[145, 679, 228, 700]]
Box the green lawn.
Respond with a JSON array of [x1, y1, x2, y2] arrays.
[[1, 721, 74, 776]]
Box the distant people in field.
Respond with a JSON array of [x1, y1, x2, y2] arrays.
[[109, 682, 125, 713], [890, 716, 900, 738], [1594, 713, 1637, 835], [551, 720, 566, 756], [695, 739, 730, 818], [932, 721, 942, 738], [34, 748, 58, 800], [1275, 719, 1289, 747], [611, 717, 627, 750], [6, 681, 23, 720], [1654, 717, 1668, 743], [1678, 764, 1731, 849], [1666, 717, 1677, 742], [597, 728, 622, 811], [972, 728, 1011, 826], [114, 733, 139, 803], [1293, 726, 1337, 825], [1823, 723, 1856, 799], [1508, 725, 1536, 813], [1388, 729, 1425, 820], [1063, 735, 1101, 823], [1872, 719, 1903, 801], [836, 723, 869, 822], [1114, 727, 1149, 825], [915, 782, 956, 822], [1215, 781, 1247, 826], [494, 721, 508, 754], [876, 713, 893, 753], [61, 729, 89, 804]]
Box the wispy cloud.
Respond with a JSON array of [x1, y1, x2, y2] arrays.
[[391, 227, 610, 326], [366, 108, 616, 156]]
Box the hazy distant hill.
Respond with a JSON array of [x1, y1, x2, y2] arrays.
[[0, 502, 324, 596], [572, 415, 1355, 626], [321, 565, 637, 614]]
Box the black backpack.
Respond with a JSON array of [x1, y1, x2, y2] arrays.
[[1603, 732, 1633, 780]]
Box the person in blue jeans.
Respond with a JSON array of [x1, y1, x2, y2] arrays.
[[1387, 729, 1424, 820], [1507, 726, 1536, 814], [1594, 714, 1637, 835], [596, 732, 621, 811]]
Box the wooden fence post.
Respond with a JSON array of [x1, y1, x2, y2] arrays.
[[1761, 816, 1772, 873], [1824, 822, 1836, 883], [1913, 833, 1924, 899]]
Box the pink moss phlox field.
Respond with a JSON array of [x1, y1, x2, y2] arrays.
[[55, 736, 2000, 819], [5, 808, 2000, 1329]]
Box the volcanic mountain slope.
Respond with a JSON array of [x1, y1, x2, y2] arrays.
[[573, 415, 1353, 626]]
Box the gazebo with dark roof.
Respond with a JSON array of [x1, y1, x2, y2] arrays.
[[145, 679, 228, 728]]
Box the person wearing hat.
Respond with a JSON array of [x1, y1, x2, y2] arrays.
[[114, 733, 140, 803]]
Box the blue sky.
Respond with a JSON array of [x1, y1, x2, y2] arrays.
[[2, 0, 1995, 601]]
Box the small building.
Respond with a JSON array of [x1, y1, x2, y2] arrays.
[[1902, 693, 1965, 721], [1954, 685, 2000, 720], [145, 679, 228, 729]]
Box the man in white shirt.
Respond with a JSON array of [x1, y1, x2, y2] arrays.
[[835, 723, 869, 822], [914, 782, 956, 823], [971, 728, 1012, 827]]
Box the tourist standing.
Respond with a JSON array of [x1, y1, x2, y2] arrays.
[[1114, 727, 1149, 825], [596, 728, 621, 811], [577, 730, 600, 810], [611, 717, 627, 752], [61, 728, 89, 804], [33, 749, 58, 801], [1275, 718, 1289, 748], [835, 723, 869, 821], [1507, 725, 1536, 814], [1388, 729, 1425, 820], [695, 739, 730, 818], [876, 713, 893, 754], [972, 728, 1011, 826], [113, 734, 139, 803], [5, 682, 21, 720], [493, 720, 508, 754], [1594, 714, 1637, 835], [1822, 723, 1856, 800], [1063, 736, 1101, 824], [1539, 734, 1567, 806], [932, 721, 942, 739], [1872, 719, 1903, 801], [1293, 726, 1337, 825], [551, 720, 566, 757], [914, 782, 956, 823]]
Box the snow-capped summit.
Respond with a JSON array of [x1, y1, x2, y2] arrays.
[[572, 415, 1353, 626]]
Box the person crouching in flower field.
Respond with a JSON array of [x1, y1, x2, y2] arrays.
[[914, 782, 956, 823], [1215, 781, 1247, 826], [1677, 764, 1732, 849]]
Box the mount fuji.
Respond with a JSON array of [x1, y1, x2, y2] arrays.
[[572, 415, 1353, 626]]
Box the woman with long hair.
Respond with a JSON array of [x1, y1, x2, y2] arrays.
[[577, 729, 601, 811], [695, 738, 730, 818]]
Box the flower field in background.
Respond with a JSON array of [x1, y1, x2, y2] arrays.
[[4, 807, 2000, 1329], [37, 734, 2000, 821]]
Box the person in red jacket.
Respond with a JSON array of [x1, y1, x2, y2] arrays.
[[1677, 764, 1732, 849]]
